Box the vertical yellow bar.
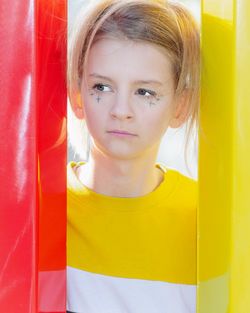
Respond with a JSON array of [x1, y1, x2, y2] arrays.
[[199, 0, 250, 312], [233, 0, 250, 311]]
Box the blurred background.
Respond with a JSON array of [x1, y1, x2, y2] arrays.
[[67, 0, 200, 180]]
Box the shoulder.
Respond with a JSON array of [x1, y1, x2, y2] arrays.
[[175, 171, 197, 214], [177, 170, 198, 198], [156, 165, 197, 284], [159, 163, 197, 215], [158, 162, 197, 197]]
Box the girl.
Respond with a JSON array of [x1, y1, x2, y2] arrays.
[[67, 0, 200, 312]]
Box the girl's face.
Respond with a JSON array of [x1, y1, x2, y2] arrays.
[[80, 37, 183, 159]]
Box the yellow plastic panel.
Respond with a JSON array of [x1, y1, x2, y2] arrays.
[[198, 0, 250, 312]]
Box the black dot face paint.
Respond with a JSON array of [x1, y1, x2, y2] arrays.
[[89, 91, 102, 103], [135, 88, 162, 107], [88, 83, 163, 107], [148, 96, 161, 107], [89, 83, 111, 104]]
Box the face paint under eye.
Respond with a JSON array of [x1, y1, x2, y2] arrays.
[[89, 91, 102, 103], [136, 88, 161, 106], [89, 83, 113, 103], [148, 98, 161, 106]]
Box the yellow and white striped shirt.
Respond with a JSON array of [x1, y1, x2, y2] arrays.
[[67, 161, 197, 313]]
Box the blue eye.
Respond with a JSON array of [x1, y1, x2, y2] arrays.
[[92, 83, 111, 92], [136, 88, 157, 97]]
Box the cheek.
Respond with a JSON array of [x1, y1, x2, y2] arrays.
[[83, 101, 107, 135], [145, 106, 172, 132]]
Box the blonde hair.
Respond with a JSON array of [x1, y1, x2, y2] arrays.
[[68, 0, 200, 171]]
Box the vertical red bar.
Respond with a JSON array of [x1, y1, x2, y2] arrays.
[[0, 0, 67, 312], [0, 0, 37, 312], [37, 1, 67, 312]]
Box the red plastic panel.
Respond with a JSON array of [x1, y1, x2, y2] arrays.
[[37, 0, 67, 312], [0, 0, 67, 312], [0, 0, 37, 311]]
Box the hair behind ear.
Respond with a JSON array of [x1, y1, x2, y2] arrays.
[[169, 89, 190, 128], [69, 90, 85, 120]]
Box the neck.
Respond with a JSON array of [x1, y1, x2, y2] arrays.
[[77, 143, 164, 198]]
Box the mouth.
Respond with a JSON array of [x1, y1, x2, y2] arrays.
[[107, 130, 137, 136]]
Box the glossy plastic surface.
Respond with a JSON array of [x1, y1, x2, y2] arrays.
[[0, 0, 67, 312], [37, 0, 67, 312], [0, 1, 37, 311], [199, 0, 250, 311]]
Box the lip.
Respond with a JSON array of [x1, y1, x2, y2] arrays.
[[107, 130, 137, 136]]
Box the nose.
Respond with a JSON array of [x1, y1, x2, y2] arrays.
[[109, 91, 134, 120]]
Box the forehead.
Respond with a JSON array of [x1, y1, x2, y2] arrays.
[[85, 37, 174, 84]]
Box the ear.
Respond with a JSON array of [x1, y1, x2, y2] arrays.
[[70, 90, 85, 120], [169, 89, 190, 128]]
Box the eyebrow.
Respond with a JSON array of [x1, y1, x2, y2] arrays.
[[88, 73, 163, 86]]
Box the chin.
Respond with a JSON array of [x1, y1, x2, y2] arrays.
[[99, 144, 144, 160], [108, 149, 141, 160]]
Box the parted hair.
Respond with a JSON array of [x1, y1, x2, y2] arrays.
[[67, 0, 200, 171]]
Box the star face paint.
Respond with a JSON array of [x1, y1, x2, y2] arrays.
[[89, 83, 111, 104], [89, 83, 163, 107]]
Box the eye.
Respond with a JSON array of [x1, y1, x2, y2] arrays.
[[136, 88, 157, 98], [92, 83, 112, 92]]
